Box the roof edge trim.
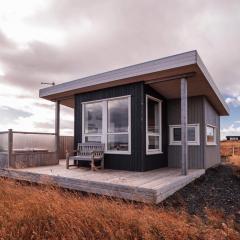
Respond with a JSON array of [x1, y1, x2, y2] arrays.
[[39, 50, 197, 98], [196, 53, 230, 115]]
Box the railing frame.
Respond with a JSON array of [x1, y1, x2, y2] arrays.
[[4, 129, 57, 168]]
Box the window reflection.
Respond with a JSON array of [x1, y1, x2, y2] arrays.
[[148, 136, 160, 150], [84, 102, 102, 134], [85, 136, 101, 143], [148, 98, 159, 133], [108, 98, 128, 133], [108, 134, 128, 151], [207, 126, 215, 143]]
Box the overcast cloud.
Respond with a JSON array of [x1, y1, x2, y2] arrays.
[[0, 0, 239, 137]]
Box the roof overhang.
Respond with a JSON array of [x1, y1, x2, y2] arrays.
[[39, 50, 229, 116]]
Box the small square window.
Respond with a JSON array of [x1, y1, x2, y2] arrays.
[[206, 125, 216, 145], [173, 128, 181, 141], [148, 136, 160, 150]]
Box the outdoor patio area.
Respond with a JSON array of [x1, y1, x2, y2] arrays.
[[0, 160, 205, 203]]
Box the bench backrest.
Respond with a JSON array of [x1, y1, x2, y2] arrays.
[[77, 143, 105, 155]]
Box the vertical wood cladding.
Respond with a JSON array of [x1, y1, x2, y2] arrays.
[[75, 82, 145, 171], [75, 83, 168, 171], [74, 83, 218, 171], [204, 98, 221, 168], [167, 96, 205, 169], [143, 85, 168, 171]]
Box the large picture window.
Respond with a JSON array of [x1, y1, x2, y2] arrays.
[[82, 96, 131, 154], [169, 124, 200, 145], [146, 95, 162, 154]]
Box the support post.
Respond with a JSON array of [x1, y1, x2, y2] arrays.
[[8, 129, 13, 168], [55, 101, 60, 162], [181, 78, 188, 175]]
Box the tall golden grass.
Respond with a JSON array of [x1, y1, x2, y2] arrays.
[[221, 140, 240, 157], [0, 178, 239, 240]]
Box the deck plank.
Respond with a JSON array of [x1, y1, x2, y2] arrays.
[[0, 161, 205, 204]]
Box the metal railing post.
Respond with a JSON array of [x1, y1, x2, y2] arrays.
[[8, 129, 13, 168]]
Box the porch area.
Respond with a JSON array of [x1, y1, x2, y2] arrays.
[[0, 160, 205, 203]]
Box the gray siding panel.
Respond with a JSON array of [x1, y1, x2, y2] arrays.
[[204, 98, 221, 168], [168, 97, 204, 169]]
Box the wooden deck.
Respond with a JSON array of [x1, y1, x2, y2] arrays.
[[0, 161, 205, 203]]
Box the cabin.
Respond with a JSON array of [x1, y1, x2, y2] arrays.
[[39, 50, 229, 174], [226, 136, 240, 141], [0, 50, 230, 204]]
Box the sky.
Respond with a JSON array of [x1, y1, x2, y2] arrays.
[[0, 0, 239, 138]]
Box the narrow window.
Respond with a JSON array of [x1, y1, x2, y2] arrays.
[[169, 124, 200, 145], [84, 102, 103, 142], [107, 97, 130, 152], [146, 95, 162, 154], [206, 125, 216, 145]]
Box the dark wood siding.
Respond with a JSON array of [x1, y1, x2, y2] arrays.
[[143, 85, 168, 171], [74, 82, 145, 171], [74, 83, 219, 171], [167, 96, 205, 169]]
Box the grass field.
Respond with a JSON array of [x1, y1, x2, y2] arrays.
[[221, 140, 240, 156], [0, 144, 239, 239]]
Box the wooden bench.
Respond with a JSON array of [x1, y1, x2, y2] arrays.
[[66, 143, 105, 171]]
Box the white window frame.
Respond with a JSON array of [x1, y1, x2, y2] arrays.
[[146, 95, 162, 155], [82, 95, 131, 155], [206, 124, 217, 146], [169, 124, 200, 146]]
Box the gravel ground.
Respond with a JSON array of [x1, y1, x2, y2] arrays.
[[161, 163, 240, 223]]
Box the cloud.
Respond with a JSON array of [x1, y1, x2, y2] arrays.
[[34, 119, 73, 132], [0, 0, 240, 94], [0, 0, 239, 94], [0, 30, 16, 49], [0, 106, 32, 124], [221, 124, 240, 139], [225, 97, 240, 107], [0, 0, 240, 134]]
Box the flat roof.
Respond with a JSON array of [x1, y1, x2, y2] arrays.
[[39, 50, 229, 115]]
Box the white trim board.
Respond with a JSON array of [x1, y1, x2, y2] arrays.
[[169, 124, 200, 146], [39, 50, 229, 116], [146, 95, 163, 155]]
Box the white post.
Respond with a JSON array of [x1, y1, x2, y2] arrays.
[[55, 101, 60, 161], [181, 78, 188, 175]]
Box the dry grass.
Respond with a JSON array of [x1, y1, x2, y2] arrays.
[[221, 140, 240, 169], [0, 178, 239, 240], [0, 141, 239, 239], [221, 140, 240, 157]]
